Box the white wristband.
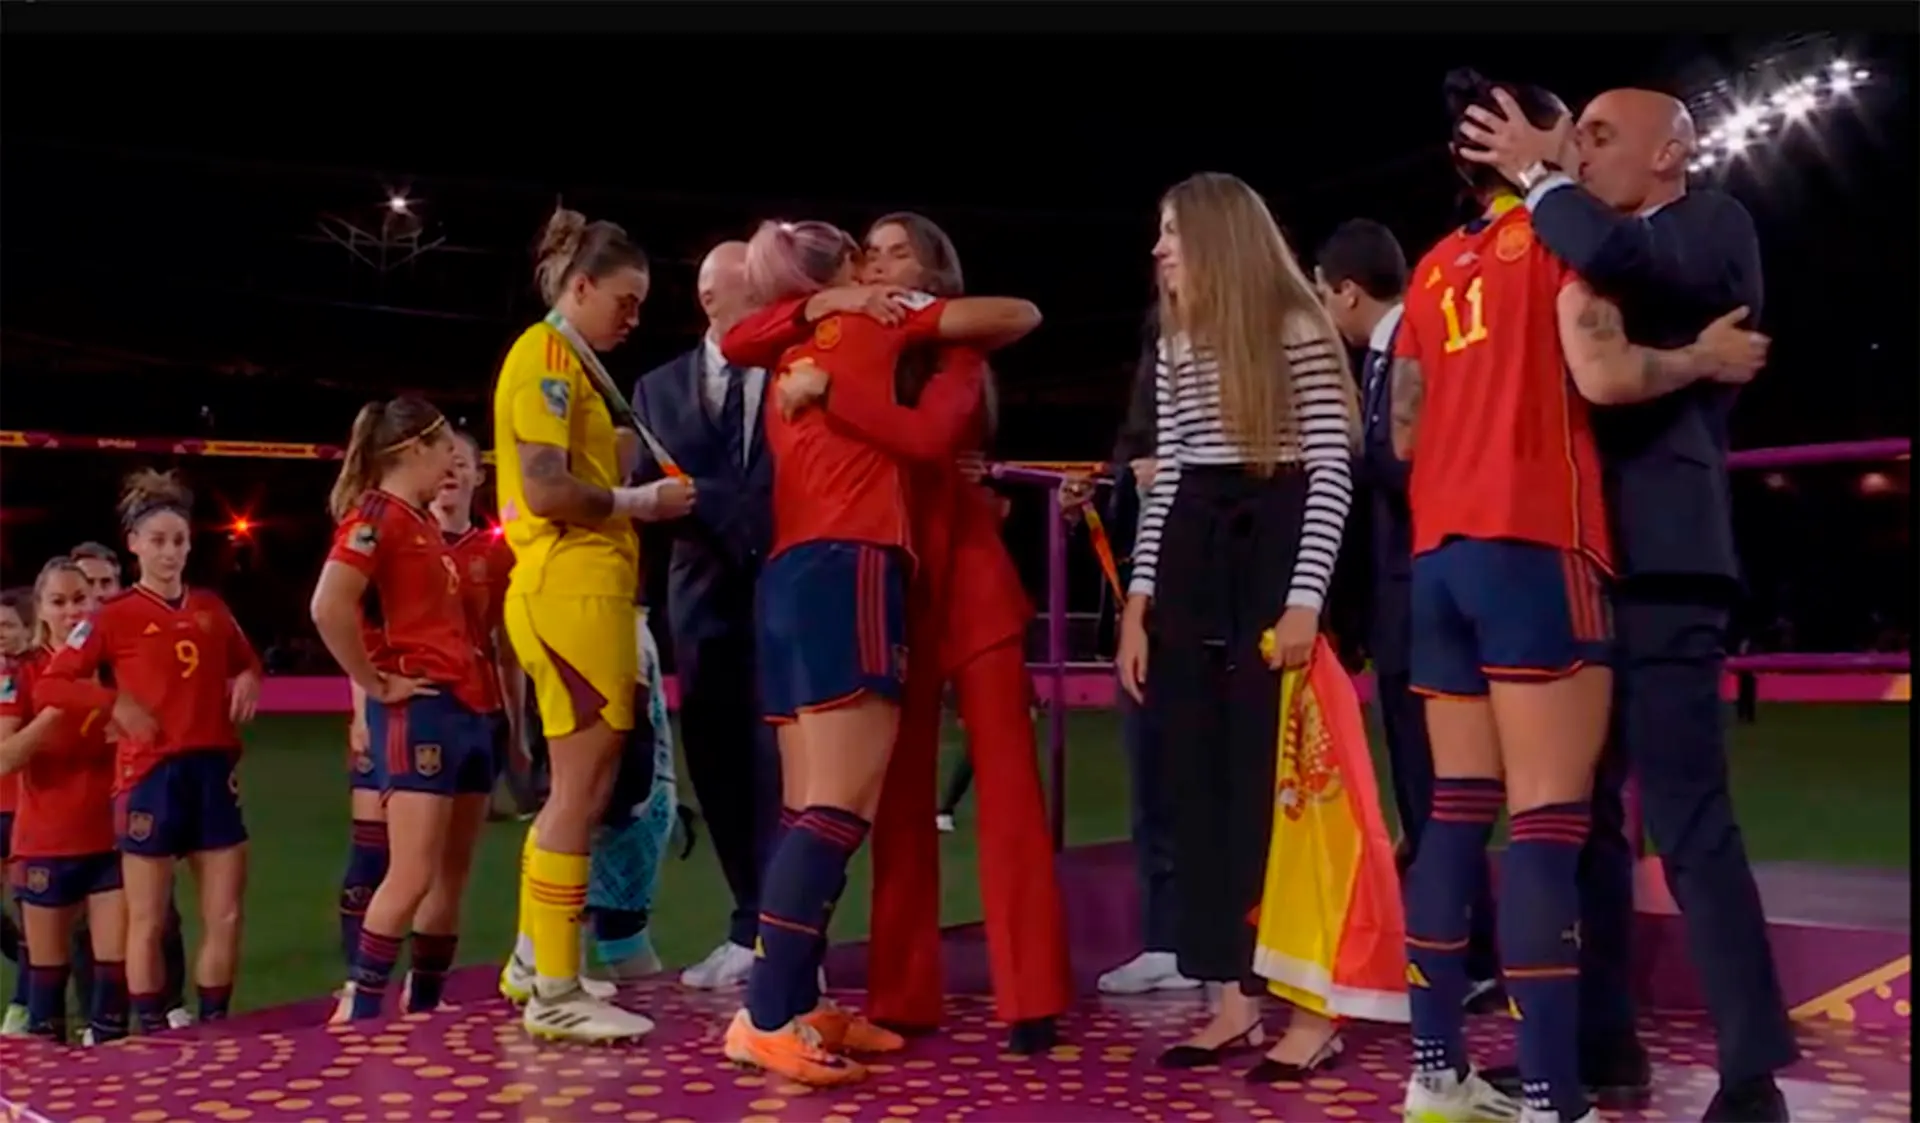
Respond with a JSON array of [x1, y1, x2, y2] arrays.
[[612, 485, 658, 521]]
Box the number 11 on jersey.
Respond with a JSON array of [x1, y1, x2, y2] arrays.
[[1440, 276, 1489, 353]]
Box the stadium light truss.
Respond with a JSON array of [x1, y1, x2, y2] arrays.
[[1689, 58, 1871, 174]]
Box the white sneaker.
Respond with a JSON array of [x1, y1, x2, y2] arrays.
[[1096, 951, 1202, 995], [1403, 1067, 1521, 1122], [0, 1003, 29, 1036], [522, 982, 655, 1043], [680, 941, 753, 990], [935, 814, 956, 833], [165, 1007, 194, 1030], [1519, 1109, 1599, 1123], [80, 1027, 97, 1046], [499, 952, 617, 1005]]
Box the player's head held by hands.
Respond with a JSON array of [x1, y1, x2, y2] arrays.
[[1442, 68, 1569, 193]]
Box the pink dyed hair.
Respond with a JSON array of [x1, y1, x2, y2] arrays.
[[744, 220, 856, 306]]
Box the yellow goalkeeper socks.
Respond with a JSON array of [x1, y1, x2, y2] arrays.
[[526, 844, 589, 986]]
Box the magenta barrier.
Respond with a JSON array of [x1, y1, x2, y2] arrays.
[[256, 668, 1911, 716], [1725, 436, 1909, 469]]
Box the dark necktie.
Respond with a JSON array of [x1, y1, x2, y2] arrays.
[[719, 363, 746, 469], [1364, 349, 1390, 443]]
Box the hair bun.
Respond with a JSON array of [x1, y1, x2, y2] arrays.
[[539, 208, 588, 262]]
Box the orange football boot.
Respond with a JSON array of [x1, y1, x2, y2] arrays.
[[800, 1003, 907, 1054], [723, 1010, 868, 1087]]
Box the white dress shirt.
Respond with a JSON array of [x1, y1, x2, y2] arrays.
[[701, 332, 765, 467]]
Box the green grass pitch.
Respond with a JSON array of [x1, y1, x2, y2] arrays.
[[187, 703, 1911, 1012]]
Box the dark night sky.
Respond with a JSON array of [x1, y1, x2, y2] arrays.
[[0, 11, 1913, 639]]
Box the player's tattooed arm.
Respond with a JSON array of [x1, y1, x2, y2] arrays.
[[1558, 280, 1768, 405], [1388, 357, 1423, 461], [519, 442, 615, 522]]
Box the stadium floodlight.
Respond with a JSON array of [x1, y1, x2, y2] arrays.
[[387, 194, 411, 214], [1687, 58, 1870, 174]]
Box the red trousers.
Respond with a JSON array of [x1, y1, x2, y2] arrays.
[[866, 636, 1072, 1026]]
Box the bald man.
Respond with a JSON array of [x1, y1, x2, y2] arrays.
[[1461, 90, 1792, 1122], [631, 239, 780, 990]]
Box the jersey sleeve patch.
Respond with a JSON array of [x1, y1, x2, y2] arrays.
[[897, 290, 938, 311], [347, 521, 378, 555], [538, 377, 572, 420], [0, 673, 17, 705], [67, 618, 92, 650]]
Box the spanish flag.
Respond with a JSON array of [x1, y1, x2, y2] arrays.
[[1249, 633, 1409, 1023]]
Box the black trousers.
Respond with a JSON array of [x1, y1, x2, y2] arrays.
[[1578, 577, 1797, 1082], [1149, 466, 1303, 986], [1120, 684, 1180, 953], [1375, 667, 1500, 982], [675, 626, 780, 950]]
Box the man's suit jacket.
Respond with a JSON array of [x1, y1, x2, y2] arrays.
[[1355, 326, 1414, 676], [631, 346, 772, 649], [1529, 182, 1763, 583]]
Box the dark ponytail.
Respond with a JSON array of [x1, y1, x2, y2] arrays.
[[329, 397, 448, 522]]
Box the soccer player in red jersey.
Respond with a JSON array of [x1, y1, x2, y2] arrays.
[[713, 219, 1040, 1086], [727, 213, 1071, 1052], [334, 427, 522, 1010], [1392, 72, 1770, 1123], [0, 559, 128, 1043], [309, 398, 501, 1022], [0, 588, 31, 1036], [36, 469, 263, 1034]]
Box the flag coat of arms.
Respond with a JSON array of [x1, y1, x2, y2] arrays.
[[1250, 634, 1409, 1023]]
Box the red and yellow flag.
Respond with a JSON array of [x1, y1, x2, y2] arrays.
[[1249, 633, 1409, 1022]]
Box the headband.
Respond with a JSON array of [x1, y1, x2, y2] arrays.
[[383, 414, 447, 455]]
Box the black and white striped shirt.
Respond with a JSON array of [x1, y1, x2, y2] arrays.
[[1129, 313, 1356, 612]]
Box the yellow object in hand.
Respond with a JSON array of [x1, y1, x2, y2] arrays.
[[1259, 627, 1277, 664]]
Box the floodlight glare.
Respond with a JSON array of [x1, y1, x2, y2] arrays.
[[1691, 57, 1873, 175], [387, 194, 411, 214]]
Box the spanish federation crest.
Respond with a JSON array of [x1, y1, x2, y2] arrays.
[[127, 812, 154, 842], [813, 318, 842, 350], [195, 611, 215, 633], [1494, 221, 1533, 263], [25, 866, 49, 895], [415, 744, 443, 777]]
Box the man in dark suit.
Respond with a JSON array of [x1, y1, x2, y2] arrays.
[[631, 240, 778, 991], [1313, 219, 1500, 1009], [1461, 87, 1794, 1122]]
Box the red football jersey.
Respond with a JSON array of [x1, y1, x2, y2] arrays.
[[327, 491, 491, 713], [1, 649, 115, 857], [444, 525, 514, 713], [38, 585, 260, 793], [1397, 202, 1612, 569], [0, 653, 15, 817], [744, 295, 949, 556]]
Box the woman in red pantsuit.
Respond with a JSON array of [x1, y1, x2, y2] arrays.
[[724, 214, 1071, 1053]]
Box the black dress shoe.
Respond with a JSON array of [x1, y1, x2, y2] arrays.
[[1243, 1033, 1344, 1083], [1702, 1076, 1789, 1123], [1156, 1023, 1264, 1069], [1482, 1038, 1652, 1109], [1007, 1017, 1060, 1055]]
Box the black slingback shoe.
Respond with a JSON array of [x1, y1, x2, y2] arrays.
[[1244, 1033, 1345, 1083], [1156, 1023, 1265, 1070]]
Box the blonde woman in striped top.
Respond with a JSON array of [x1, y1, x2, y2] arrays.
[[1115, 172, 1359, 1078]]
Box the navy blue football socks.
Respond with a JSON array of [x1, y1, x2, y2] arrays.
[[745, 805, 869, 1032], [1503, 802, 1593, 1123], [1405, 777, 1504, 1080], [339, 819, 390, 966]]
